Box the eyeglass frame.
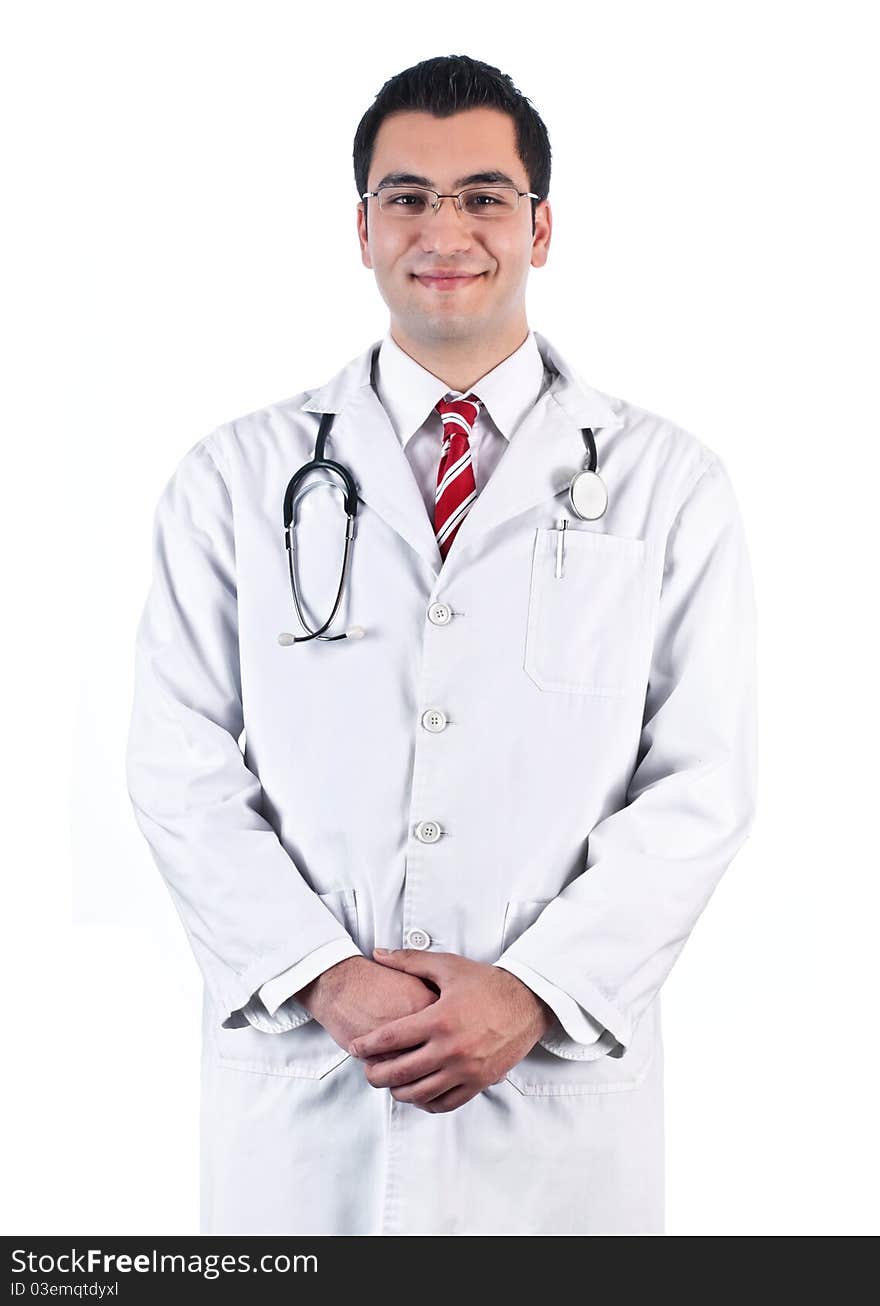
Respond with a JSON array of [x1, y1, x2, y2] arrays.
[[361, 184, 541, 218]]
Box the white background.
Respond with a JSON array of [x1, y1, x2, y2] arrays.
[[3, 1, 878, 1236]]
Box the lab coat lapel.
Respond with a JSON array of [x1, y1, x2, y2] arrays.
[[302, 344, 444, 575], [435, 331, 625, 582], [300, 332, 623, 582]]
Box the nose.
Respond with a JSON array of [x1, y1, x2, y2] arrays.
[[417, 196, 477, 255]]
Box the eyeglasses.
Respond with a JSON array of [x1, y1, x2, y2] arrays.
[[362, 185, 540, 220]]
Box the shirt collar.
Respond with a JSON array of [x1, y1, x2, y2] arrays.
[[373, 327, 548, 448]]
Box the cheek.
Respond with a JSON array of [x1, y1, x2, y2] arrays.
[[493, 239, 526, 266], [387, 247, 419, 279], [365, 227, 405, 267]]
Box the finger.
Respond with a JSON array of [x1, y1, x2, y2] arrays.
[[348, 1005, 439, 1059], [371, 947, 451, 984], [389, 1069, 462, 1107], [362, 1045, 445, 1090], [421, 1083, 481, 1113]]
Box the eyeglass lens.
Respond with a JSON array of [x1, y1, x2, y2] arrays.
[[376, 186, 522, 218]]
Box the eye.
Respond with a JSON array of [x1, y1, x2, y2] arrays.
[[383, 189, 430, 211], [461, 188, 518, 215]]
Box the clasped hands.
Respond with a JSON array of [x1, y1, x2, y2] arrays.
[[299, 947, 553, 1114]]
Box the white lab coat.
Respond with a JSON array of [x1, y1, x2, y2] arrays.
[[125, 330, 758, 1236]]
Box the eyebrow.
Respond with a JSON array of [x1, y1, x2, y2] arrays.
[[373, 169, 521, 190]]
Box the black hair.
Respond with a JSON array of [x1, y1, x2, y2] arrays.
[[353, 54, 551, 237]]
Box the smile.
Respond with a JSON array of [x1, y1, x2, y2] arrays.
[[414, 273, 484, 290]]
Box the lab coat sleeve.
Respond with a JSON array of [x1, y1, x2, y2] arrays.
[[125, 436, 365, 1033], [491, 454, 758, 1061], [232, 940, 365, 1031], [493, 957, 613, 1052]]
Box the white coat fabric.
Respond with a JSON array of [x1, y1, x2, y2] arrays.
[[125, 329, 758, 1236], [248, 326, 614, 1043]]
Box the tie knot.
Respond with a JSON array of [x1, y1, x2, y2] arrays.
[[435, 392, 482, 436]]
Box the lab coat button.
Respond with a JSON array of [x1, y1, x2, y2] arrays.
[[428, 602, 452, 625], [405, 928, 431, 950], [414, 820, 442, 843], [421, 708, 448, 732]]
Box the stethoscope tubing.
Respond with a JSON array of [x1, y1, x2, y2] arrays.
[[280, 412, 607, 645]]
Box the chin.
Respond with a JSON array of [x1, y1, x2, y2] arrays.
[[404, 294, 490, 328], [414, 315, 480, 339]]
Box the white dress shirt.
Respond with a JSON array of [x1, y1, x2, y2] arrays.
[[372, 325, 552, 523], [247, 327, 609, 1052]]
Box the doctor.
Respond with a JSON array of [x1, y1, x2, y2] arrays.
[[125, 53, 758, 1236]]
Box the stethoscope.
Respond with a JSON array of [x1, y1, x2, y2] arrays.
[[278, 403, 609, 646]]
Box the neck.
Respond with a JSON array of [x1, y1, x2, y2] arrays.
[[389, 318, 530, 393]]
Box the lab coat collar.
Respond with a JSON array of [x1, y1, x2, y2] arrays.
[[373, 327, 547, 448], [301, 330, 624, 581], [302, 329, 620, 428]]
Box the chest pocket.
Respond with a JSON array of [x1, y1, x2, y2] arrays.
[[523, 526, 650, 696]]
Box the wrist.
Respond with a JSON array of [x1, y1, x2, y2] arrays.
[[296, 955, 369, 1017], [533, 995, 555, 1037], [502, 969, 555, 1038]]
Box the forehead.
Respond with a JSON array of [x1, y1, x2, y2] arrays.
[[369, 107, 525, 189]]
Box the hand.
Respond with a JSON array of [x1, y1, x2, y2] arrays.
[[295, 955, 439, 1056], [347, 948, 554, 1113]]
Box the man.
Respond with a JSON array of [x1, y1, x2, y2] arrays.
[[126, 54, 758, 1236]]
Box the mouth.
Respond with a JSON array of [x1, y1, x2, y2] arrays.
[[413, 272, 485, 291]]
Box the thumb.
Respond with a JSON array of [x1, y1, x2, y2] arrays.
[[371, 946, 448, 982]]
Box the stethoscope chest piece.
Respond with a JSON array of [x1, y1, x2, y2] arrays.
[[569, 469, 608, 520], [567, 425, 609, 520]]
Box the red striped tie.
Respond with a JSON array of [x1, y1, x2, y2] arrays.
[[434, 393, 482, 561]]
